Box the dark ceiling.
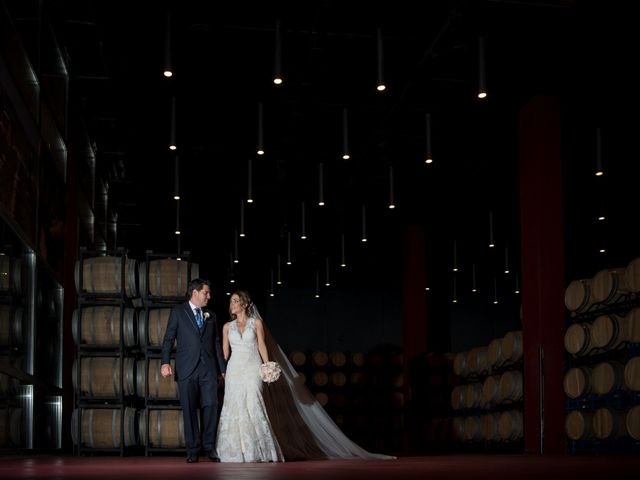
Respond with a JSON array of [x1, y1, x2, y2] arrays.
[[7, 1, 639, 304]]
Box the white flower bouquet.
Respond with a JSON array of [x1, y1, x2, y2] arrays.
[[259, 361, 282, 384]]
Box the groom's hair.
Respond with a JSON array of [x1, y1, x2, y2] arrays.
[[187, 278, 210, 299]]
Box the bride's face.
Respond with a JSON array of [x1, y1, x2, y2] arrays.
[[229, 294, 243, 316]]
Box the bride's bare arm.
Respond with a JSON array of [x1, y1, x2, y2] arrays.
[[254, 318, 269, 363], [222, 322, 230, 361]]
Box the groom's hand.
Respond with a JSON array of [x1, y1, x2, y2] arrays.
[[161, 363, 173, 377]]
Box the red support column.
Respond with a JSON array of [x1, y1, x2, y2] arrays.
[[402, 225, 427, 453], [402, 225, 427, 386], [518, 96, 566, 454]]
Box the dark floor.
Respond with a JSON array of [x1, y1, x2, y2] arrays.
[[1, 454, 640, 480]]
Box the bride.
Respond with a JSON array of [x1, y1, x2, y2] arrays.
[[215, 289, 395, 462]]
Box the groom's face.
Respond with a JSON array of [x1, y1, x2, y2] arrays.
[[192, 285, 211, 308]]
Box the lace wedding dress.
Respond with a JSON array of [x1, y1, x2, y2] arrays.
[[216, 318, 285, 462], [217, 313, 396, 462]]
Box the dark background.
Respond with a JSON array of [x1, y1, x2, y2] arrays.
[[7, 0, 640, 353]]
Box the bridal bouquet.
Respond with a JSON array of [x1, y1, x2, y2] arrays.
[[259, 361, 282, 384]]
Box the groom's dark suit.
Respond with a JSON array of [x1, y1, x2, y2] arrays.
[[161, 301, 226, 458]]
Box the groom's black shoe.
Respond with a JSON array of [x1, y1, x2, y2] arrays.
[[206, 450, 220, 462], [186, 454, 199, 463]]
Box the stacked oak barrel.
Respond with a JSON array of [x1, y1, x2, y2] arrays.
[[451, 330, 524, 449], [71, 250, 198, 455], [563, 257, 640, 452], [71, 250, 140, 455]]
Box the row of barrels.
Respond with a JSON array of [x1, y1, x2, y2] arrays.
[[564, 309, 640, 357], [453, 330, 523, 378], [452, 410, 524, 442], [72, 306, 170, 348], [564, 257, 640, 315], [73, 357, 178, 400], [289, 349, 404, 370], [451, 370, 523, 411], [289, 350, 368, 369], [563, 357, 640, 399], [71, 407, 186, 449], [566, 406, 640, 441], [75, 256, 199, 299]]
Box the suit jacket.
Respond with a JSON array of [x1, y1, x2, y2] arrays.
[[161, 301, 226, 381]]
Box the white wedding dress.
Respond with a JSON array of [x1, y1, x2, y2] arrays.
[[216, 318, 284, 462], [217, 313, 396, 462]]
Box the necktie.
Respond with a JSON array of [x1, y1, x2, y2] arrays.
[[195, 308, 203, 330]]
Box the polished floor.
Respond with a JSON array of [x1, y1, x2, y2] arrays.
[[1, 454, 639, 480]]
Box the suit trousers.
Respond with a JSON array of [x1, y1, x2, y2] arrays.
[[177, 356, 219, 455]]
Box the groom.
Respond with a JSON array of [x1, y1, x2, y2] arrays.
[[161, 278, 226, 462]]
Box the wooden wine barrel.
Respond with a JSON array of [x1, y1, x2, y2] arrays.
[[564, 322, 594, 356], [71, 407, 137, 447], [563, 366, 592, 399], [312, 371, 328, 387], [288, 351, 307, 368], [138, 308, 172, 347], [453, 351, 468, 377], [0, 256, 22, 294], [139, 259, 199, 297], [314, 392, 328, 406], [481, 412, 501, 441], [451, 416, 465, 441], [624, 257, 640, 293], [0, 305, 24, 349], [592, 407, 626, 439], [350, 371, 365, 386], [623, 356, 640, 391], [72, 306, 137, 347], [487, 338, 505, 368], [564, 279, 592, 314], [591, 361, 625, 395], [590, 314, 627, 351], [499, 370, 523, 402], [328, 351, 346, 367], [565, 410, 593, 440], [451, 385, 466, 410], [463, 383, 483, 409], [466, 347, 489, 375], [482, 375, 503, 407], [0, 408, 23, 447], [311, 351, 328, 367], [350, 351, 365, 367], [626, 307, 640, 343], [139, 409, 185, 448], [626, 405, 640, 440], [591, 268, 628, 305], [502, 331, 523, 363], [136, 359, 178, 399], [329, 371, 347, 387], [72, 357, 135, 397], [463, 415, 482, 441], [498, 410, 524, 441], [74, 256, 138, 297]]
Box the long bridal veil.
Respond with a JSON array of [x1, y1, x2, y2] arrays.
[[255, 308, 396, 460]]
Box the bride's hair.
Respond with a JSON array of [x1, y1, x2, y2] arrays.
[[230, 289, 255, 319]]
